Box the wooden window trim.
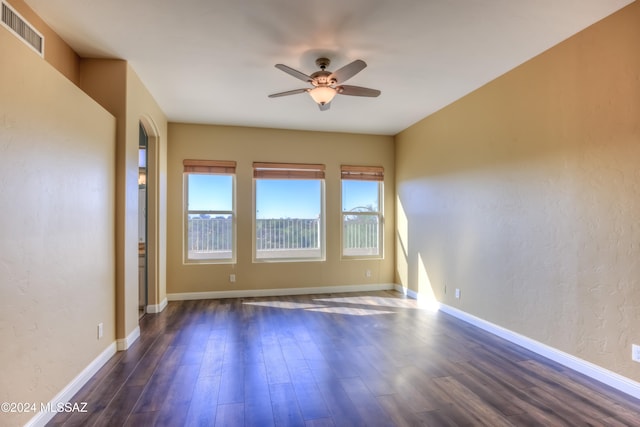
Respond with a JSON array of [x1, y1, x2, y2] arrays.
[[184, 159, 236, 174], [341, 165, 384, 181], [253, 162, 325, 179]]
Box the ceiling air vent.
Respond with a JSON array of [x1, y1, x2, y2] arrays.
[[1, 1, 44, 56]]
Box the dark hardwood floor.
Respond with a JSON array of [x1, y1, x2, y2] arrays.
[[48, 290, 640, 426]]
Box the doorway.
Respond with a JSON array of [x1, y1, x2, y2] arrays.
[[138, 123, 148, 318]]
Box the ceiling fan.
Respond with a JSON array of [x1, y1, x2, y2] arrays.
[[268, 57, 381, 111]]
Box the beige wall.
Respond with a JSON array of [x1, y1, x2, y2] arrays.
[[126, 68, 168, 311], [396, 2, 640, 380], [80, 60, 168, 341], [0, 26, 116, 427], [167, 124, 395, 294]]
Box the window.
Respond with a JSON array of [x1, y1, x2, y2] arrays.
[[253, 162, 325, 261], [341, 165, 384, 258], [184, 159, 236, 263]]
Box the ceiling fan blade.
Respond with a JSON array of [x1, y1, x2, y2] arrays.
[[319, 102, 331, 111], [275, 64, 313, 83], [329, 59, 367, 84], [337, 85, 381, 97], [268, 88, 309, 98]]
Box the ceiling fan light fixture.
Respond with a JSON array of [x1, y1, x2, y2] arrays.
[[269, 58, 379, 111], [309, 86, 337, 105]]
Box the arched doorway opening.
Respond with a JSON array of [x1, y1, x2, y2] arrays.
[[138, 124, 148, 317], [138, 116, 162, 313]]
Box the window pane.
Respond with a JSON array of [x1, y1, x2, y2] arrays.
[[256, 180, 320, 219], [342, 179, 382, 258], [138, 148, 147, 168], [185, 171, 234, 263], [343, 214, 380, 256], [187, 214, 233, 260], [255, 179, 322, 260], [342, 180, 379, 212], [188, 174, 233, 211]]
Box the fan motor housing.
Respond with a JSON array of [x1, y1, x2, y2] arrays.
[[310, 70, 335, 86], [312, 58, 336, 86]]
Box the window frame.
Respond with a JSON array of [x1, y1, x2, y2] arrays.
[[253, 162, 326, 263], [340, 165, 384, 259], [183, 159, 237, 264]]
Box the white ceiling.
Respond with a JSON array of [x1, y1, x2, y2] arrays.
[[25, 0, 633, 135]]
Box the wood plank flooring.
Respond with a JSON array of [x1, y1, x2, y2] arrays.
[[48, 290, 640, 426]]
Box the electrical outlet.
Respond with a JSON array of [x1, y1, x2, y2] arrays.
[[365, 269, 371, 278], [632, 344, 640, 362], [97, 323, 103, 339], [455, 288, 461, 299], [229, 274, 236, 283]]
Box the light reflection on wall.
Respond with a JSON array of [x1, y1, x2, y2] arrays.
[[395, 195, 409, 289], [418, 253, 439, 311]]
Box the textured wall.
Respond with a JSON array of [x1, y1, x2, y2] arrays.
[[396, 2, 640, 380], [125, 67, 168, 315], [80, 60, 168, 342], [395, 2, 640, 380], [167, 124, 395, 295], [0, 27, 116, 426]]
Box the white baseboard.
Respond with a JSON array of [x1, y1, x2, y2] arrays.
[[394, 284, 441, 312], [395, 284, 421, 301], [168, 283, 396, 301], [116, 326, 140, 351], [438, 303, 640, 400], [25, 342, 117, 427], [147, 297, 168, 314]]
